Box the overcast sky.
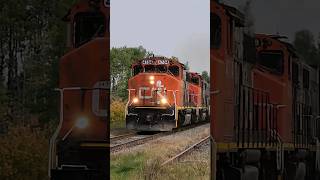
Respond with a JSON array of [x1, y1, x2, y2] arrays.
[[222, 0, 320, 42], [111, 0, 210, 73]]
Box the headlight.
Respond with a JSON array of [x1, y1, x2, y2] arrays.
[[161, 97, 168, 104], [149, 76, 155, 85], [75, 116, 89, 129], [132, 97, 139, 103]]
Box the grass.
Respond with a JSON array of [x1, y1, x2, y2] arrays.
[[111, 151, 209, 180], [156, 160, 209, 180], [111, 152, 147, 180], [110, 125, 210, 180], [0, 125, 50, 180]]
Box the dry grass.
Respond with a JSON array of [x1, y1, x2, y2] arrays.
[[0, 125, 49, 180]]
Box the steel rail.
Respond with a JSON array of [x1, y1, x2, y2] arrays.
[[161, 136, 210, 166]]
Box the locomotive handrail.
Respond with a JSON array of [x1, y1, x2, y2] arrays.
[[49, 89, 64, 177], [241, 84, 270, 95], [49, 84, 109, 177], [166, 90, 178, 105], [271, 129, 284, 172], [127, 89, 137, 107], [167, 90, 178, 120], [49, 87, 86, 176], [60, 164, 88, 170], [253, 103, 287, 109], [210, 89, 221, 95]]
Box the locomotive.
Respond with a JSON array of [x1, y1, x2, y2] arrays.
[[48, 0, 109, 179], [211, 1, 320, 180], [125, 56, 210, 131]]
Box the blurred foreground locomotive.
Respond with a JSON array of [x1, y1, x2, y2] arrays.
[[126, 57, 210, 131], [211, 1, 320, 179], [49, 0, 109, 179]]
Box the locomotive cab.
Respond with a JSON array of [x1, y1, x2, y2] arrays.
[[254, 34, 293, 143], [126, 57, 185, 131], [49, 0, 109, 179]]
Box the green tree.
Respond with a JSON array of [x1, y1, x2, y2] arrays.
[[0, 0, 75, 125], [111, 46, 150, 99], [184, 61, 190, 70], [201, 71, 210, 83], [293, 30, 319, 65]]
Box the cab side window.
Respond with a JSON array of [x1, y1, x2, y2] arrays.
[[74, 12, 106, 48], [169, 66, 180, 77], [211, 13, 222, 49], [258, 51, 284, 75], [292, 62, 299, 84], [303, 68, 310, 89]]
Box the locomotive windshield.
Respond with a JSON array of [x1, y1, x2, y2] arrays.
[[144, 65, 167, 73], [211, 13, 221, 49], [133, 65, 170, 76], [169, 66, 179, 76], [133, 65, 143, 75], [74, 12, 106, 48], [145, 65, 155, 72], [191, 77, 200, 85], [258, 51, 284, 74]]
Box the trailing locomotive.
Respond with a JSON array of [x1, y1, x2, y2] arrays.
[[211, 1, 320, 180], [126, 56, 209, 131], [49, 0, 109, 179]]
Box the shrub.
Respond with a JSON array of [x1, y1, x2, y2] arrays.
[[0, 125, 49, 180], [111, 98, 127, 129]]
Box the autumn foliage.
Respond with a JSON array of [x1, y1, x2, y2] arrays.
[[110, 98, 127, 128]]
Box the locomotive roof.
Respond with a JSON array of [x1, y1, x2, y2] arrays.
[[62, 0, 106, 21], [188, 71, 203, 80], [220, 3, 245, 27], [256, 34, 319, 68], [256, 34, 299, 57], [132, 56, 186, 70]]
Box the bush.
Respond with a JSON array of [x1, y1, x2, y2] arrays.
[[0, 125, 49, 180], [111, 98, 127, 129]]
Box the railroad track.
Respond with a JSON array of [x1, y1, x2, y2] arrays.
[[110, 133, 165, 153], [161, 136, 210, 166], [110, 132, 136, 141], [111, 122, 210, 154]]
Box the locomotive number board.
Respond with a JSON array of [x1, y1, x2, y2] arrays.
[[142, 59, 169, 65]]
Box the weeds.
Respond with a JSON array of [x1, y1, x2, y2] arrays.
[[0, 125, 49, 180], [111, 98, 127, 129], [111, 152, 146, 180]]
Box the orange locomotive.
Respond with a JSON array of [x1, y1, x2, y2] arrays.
[[126, 56, 209, 131], [211, 0, 320, 179], [49, 0, 109, 179]]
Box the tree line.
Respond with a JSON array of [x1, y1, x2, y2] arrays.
[[0, 0, 75, 130], [294, 30, 320, 66]]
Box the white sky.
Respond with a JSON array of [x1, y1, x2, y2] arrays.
[[110, 0, 210, 73]]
